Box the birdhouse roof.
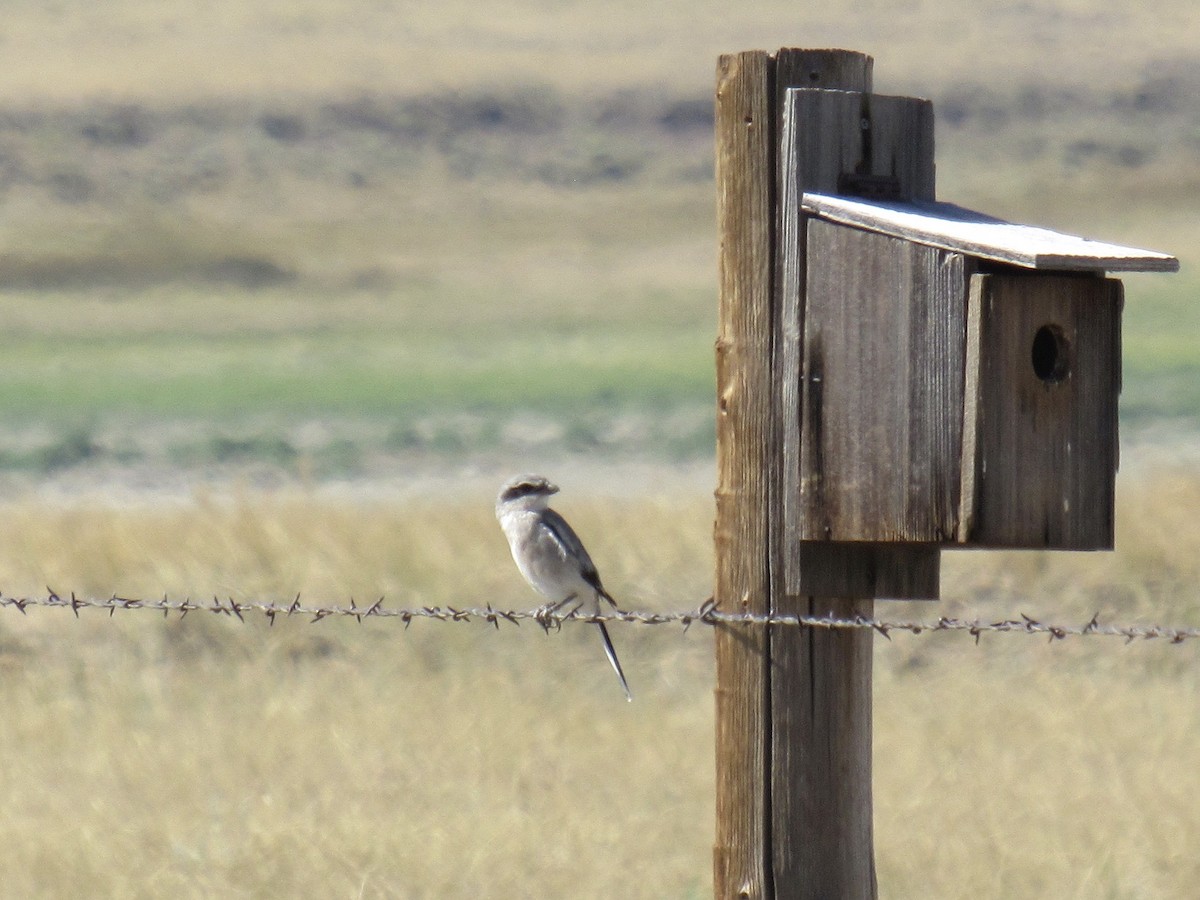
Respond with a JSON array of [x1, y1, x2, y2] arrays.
[[802, 193, 1179, 273]]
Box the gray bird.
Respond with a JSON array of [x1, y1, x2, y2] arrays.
[[495, 474, 632, 701]]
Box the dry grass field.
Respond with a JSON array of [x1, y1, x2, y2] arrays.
[[0, 469, 1198, 897], [0, 1, 1197, 897]]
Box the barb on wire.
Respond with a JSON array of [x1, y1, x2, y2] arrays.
[[0, 589, 1198, 644]]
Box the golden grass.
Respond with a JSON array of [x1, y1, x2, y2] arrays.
[[0, 467, 1198, 896]]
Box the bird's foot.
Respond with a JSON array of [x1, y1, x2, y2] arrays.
[[534, 602, 563, 633], [534, 597, 584, 632]]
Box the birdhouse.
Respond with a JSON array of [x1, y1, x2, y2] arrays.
[[788, 142, 1180, 554], [774, 86, 1179, 587]]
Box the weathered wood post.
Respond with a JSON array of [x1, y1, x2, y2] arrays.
[[714, 48, 934, 900], [713, 47, 1177, 900]]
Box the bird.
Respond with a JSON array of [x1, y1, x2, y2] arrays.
[[495, 474, 632, 701]]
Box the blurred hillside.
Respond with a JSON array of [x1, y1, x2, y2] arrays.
[[0, 1, 1195, 484], [0, 89, 715, 290], [1, 61, 1196, 288], [2, 0, 1196, 278], [3, 0, 1198, 104]]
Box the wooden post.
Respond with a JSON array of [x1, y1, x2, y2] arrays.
[[714, 44, 1177, 900], [714, 48, 776, 899], [714, 48, 890, 900], [710, 49, 873, 900]]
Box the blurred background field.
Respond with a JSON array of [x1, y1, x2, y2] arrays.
[[2, 474, 1200, 898], [0, 1, 1197, 897], [0, 0, 1197, 483]]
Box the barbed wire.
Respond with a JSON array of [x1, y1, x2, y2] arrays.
[[2, 590, 1198, 644]]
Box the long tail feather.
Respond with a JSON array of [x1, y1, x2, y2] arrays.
[[595, 621, 633, 702]]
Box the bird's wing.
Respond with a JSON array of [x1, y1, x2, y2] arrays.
[[541, 508, 612, 601]]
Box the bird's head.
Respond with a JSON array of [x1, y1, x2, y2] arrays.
[[496, 474, 559, 513]]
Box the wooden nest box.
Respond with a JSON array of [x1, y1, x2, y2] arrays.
[[778, 87, 1178, 593]]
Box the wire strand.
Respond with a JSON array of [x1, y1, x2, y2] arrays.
[[3, 591, 1198, 644]]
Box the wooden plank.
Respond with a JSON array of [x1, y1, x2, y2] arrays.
[[957, 273, 1122, 548], [779, 88, 939, 594], [774, 48, 873, 95], [784, 90, 935, 202], [802, 193, 1180, 272], [797, 220, 975, 544], [778, 593, 877, 900], [769, 50, 883, 900], [713, 48, 774, 900], [776, 89, 809, 602], [793, 543, 940, 599]]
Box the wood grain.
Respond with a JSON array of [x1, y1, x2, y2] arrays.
[[713, 48, 774, 900], [775, 593, 878, 900], [779, 87, 943, 598], [715, 46, 883, 900], [783, 91, 935, 202], [957, 273, 1122, 548], [768, 51, 884, 900], [792, 543, 940, 599], [796, 221, 975, 545]]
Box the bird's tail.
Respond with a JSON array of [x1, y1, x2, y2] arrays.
[[596, 621, 633, 702]]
